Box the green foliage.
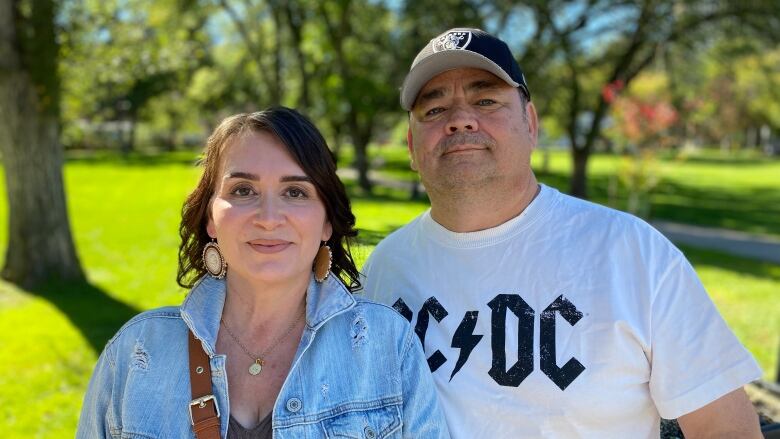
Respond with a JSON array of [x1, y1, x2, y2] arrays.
[[60, 0, 211, 150]]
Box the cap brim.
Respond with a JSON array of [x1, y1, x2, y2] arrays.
[[400, 51, 520, 111]]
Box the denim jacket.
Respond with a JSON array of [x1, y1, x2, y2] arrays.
[[77, 274, 450, 438]]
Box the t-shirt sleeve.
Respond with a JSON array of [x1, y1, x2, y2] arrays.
[[647, 253, 762, 419], [359, 251, 378, 300]]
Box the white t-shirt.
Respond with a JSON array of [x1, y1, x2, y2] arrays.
[[362, 184, 761, 438]]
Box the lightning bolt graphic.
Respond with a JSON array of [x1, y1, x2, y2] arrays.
[[450, 311, 483, 381]]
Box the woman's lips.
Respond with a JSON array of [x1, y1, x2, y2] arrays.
[[248, 240, 291, 254]]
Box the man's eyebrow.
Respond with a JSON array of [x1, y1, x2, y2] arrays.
[[415, 79, 503, 108], [466, 79, 502, 92], [416, 87, 446, 106]]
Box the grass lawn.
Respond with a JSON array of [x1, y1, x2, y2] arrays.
[[0, 150, 777, 437], [356, 145, 780, 237]]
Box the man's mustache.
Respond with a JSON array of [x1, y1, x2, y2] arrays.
[[436, 132, 496, 154]]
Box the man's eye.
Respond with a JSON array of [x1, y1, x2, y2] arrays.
[[477, 99, 496, 106], [425, 107, 445, 116]]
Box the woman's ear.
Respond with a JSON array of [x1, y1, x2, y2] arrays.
[[322, 220, 333, 243]]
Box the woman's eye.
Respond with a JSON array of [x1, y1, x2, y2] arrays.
[[230, 185, 255, 197], [286, 187, 308, 199]]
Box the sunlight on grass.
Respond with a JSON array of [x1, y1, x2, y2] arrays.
[[0, 149, 777, 436], [0, 284, 95, 438], [682, 246, 780, 381]]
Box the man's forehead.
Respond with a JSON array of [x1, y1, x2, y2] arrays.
[[419, 68, 504, 93]]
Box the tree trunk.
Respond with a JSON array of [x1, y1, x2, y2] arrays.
[[348, 113, 372, 193], [283, 0, 310, 108], [0, 0, 84, 286], [570, 146, 589, 199], [121, 114, 137, 155]]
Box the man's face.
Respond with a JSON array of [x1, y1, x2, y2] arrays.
[[407, 68, 537, 196]]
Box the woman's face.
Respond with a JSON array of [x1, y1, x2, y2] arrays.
[[207, 130, 332, 285]]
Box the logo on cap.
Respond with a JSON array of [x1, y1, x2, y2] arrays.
[[432, 31, 472, 53]]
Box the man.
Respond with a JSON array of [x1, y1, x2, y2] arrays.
[[362, 28, 762, 438]]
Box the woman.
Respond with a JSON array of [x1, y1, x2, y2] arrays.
[[77, 107, 449, 438]]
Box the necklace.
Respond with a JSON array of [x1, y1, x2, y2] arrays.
[[220, 309, 305, 376]]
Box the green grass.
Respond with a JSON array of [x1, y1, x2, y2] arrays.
[[680, 246, 780, 380], [349, 144, 780, 237], [530, 148, 780, 237], [0, 149, 777, 437]]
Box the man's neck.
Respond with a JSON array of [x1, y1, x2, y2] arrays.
[[428, 174, 540, 233]]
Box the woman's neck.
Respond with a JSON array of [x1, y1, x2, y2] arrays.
[[222, 272, 309, 339]]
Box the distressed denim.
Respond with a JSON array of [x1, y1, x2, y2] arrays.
[[77, 275, 449, 438]]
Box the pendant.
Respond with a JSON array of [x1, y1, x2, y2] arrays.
[[249, 359, 263, 376]]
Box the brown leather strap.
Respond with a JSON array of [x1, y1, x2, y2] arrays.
[[188, 330, 221, 439]]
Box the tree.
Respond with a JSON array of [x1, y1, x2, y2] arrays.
[[317, 0, 402, 192], [604, 72, 678, 216], [60, 0, 211, 151], [0, 0, 84, 286], [492, 0, 780, 198]]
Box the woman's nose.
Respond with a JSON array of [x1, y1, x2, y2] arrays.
[[252, 196, 284, 229]]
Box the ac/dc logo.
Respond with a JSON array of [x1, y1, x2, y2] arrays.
[[393, 294, 586, 390]]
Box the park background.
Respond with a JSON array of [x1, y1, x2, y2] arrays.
[[1, 0, 779, 437]]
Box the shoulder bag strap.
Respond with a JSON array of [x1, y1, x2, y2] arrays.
[[188, 330, 222, 439]]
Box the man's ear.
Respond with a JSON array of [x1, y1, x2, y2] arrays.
[[526, 101, 539, 150], [407, 126, 418, 172]]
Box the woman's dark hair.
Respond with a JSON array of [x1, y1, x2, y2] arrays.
[[177, 106, 361, 291]]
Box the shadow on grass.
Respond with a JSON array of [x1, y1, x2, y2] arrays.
[[651, 181, 780, 236], [29, 279, 140, 354], [65, 150, 201, 167], [679, 245, 780, 283], [355, 226, 409, 247], [536, 168, 780, 236], [344, 179, 430, 204], [669, 155, 779, 166]]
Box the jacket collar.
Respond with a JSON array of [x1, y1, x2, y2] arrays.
[[180, 274, 356, 356]]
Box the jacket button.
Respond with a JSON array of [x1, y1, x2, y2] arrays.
[[364, 426, 377, 439], [285, 397, 302, 412]]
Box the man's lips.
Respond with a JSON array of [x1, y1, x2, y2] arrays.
[[442, 145, 487, 155], [247, 239, 291, 254]]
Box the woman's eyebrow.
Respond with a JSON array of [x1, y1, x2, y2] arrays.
[[280, 176, 312, 183], [225, 171, 258, 180]]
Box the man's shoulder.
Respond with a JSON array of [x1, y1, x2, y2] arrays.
[[551, 188, 658, 233], [368, 211, 427, 258]]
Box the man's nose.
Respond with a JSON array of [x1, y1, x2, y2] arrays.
[[446, 103, 478, 133]]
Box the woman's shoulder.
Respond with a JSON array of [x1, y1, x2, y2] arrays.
[[352, 296, 411, 324], [106, 306, 185, 347], [347, 296, 415, 349]]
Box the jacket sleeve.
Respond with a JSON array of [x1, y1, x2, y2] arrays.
[[399, 324, 451, 438], [76, 342, 117, 439]]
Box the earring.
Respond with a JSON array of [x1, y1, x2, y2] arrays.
[[202, 239, 227, 279], [313, 244, 332, 283]]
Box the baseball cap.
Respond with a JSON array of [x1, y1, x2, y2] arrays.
[[400, 28, 531, 111]]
